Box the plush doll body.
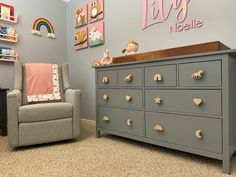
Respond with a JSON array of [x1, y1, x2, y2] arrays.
[[122, 40, 139, 55]]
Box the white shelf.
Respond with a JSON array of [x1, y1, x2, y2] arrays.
[[0, 34, 18, 43], [0, 53, 17, 59], [0, 58, 16, 62], [0, 13, 18, 23]]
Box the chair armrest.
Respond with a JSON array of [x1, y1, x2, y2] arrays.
[[65, 89, 81, 137], [7, 89, 22, 107], [7, 89, 22, 147]]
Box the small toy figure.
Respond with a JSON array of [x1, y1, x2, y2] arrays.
[[92, 49, 113, 67], [122, 40, 139, 55]]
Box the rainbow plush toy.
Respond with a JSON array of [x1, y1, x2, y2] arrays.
[[32, 18, 56, 39]]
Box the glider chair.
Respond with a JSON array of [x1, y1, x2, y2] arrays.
[[7, 61, 81, 147]]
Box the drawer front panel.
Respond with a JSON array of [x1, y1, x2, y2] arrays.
[[118, 68, 143, 87], [98, 89, 143, 109], [146, 112, 222, 153], [99, 107, 144, 137], [97, 70, 117, 87], [145, 90, 221, 116], [179, 60, 221, 87], [145, 65, 177, 87]]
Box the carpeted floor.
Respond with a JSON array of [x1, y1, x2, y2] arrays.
[[0, 120, 236, 177]]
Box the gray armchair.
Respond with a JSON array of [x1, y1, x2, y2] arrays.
[[7, 61, 81, 147]]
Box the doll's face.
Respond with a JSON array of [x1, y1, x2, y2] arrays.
[[126, 43, 138, 52]]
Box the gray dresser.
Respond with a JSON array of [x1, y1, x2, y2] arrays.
[[94, 50, 236, 174]]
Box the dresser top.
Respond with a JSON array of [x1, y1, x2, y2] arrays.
[[94, 49, 236, 69]]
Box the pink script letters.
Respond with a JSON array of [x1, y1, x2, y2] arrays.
[[142, 0, 191, 30]]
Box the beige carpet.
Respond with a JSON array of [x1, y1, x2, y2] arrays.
[[0, 120, 236, 177]]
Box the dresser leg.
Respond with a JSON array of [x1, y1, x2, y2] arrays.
[[223, 157, 231, 174], [96, 130, 101, 138]]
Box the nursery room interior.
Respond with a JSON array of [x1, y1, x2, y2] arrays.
[[0, 0, 236, 176]]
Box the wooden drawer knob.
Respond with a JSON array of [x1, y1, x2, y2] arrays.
[[154, 124, 164, 132], [125, 95, 132, 102], [195, 130, 203, 139], [191, 70, 204, 80], [154, 96, 162, 104], [124, 74, 133, 82], [102, 116, 110, 122], [102, 76, 109, 83], [154, 74, 162, 81], [193, 98, 202, 106], [103, 94, 109, 101], [127, 119, 133, 126]]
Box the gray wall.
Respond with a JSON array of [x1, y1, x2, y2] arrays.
[[67, 0, 236, 120], [0, 0, 67, 89]]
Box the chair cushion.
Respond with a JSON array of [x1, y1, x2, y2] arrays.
[[18, 102, 73, 123]]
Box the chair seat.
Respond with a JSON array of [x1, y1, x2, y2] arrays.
[[18, 102, 73, 123]]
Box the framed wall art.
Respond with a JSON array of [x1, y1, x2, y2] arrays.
[[89, 0, 104, 23], [74, 27, 88, 50], [88, 21, 104, 47], [74, 4, 88, 29]]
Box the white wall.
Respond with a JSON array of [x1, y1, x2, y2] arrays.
[[0, 0, 67, 89]]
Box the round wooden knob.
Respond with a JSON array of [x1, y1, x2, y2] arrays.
[[124, 74, 133, 82], [154, 96, 162, 104], [153, 74, 162, 81], [193, 98, 202, 106], [102, 116, 110, 122], [191, 70, 204, 80], [103, 94, 109, 101], [125, 95, 132, 102], [127, 119, 133, 126], [195, 130, 203, 139], [102, 76, 109, 83], [154, 124, 164, 132]]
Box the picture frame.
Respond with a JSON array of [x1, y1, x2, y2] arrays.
[[88, 21, 104, 47], [88, 0, 104, 23], [74, 4, 88, 29], [74, 27, 88, 50]]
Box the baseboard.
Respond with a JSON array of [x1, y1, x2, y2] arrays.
[[81, 118, 96, 125]]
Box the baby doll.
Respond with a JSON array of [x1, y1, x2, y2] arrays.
[[122, 40, 139, 55]]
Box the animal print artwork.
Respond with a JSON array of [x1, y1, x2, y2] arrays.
[[74, 27, 88, 50], [88, 21, 104, 47], [89, 0, 104, 23], [74, 4, 88, 29]]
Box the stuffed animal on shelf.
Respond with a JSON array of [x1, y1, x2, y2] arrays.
[[122, 40, 139, 55], [92, 49, 113, 67]]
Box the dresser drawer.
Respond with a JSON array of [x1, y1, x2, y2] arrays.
[[145, 90, 221, 116], [99, 107, 144, 137], [97, 70, 117, 87], [146, 112, 222, 153], [118, 68, 143, 87], [98, 89, 143, 109], [179, 60, 221, 87], [145, 65, 176, 87]]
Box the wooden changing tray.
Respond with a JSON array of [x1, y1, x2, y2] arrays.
[[112, 41, 230, 64]]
